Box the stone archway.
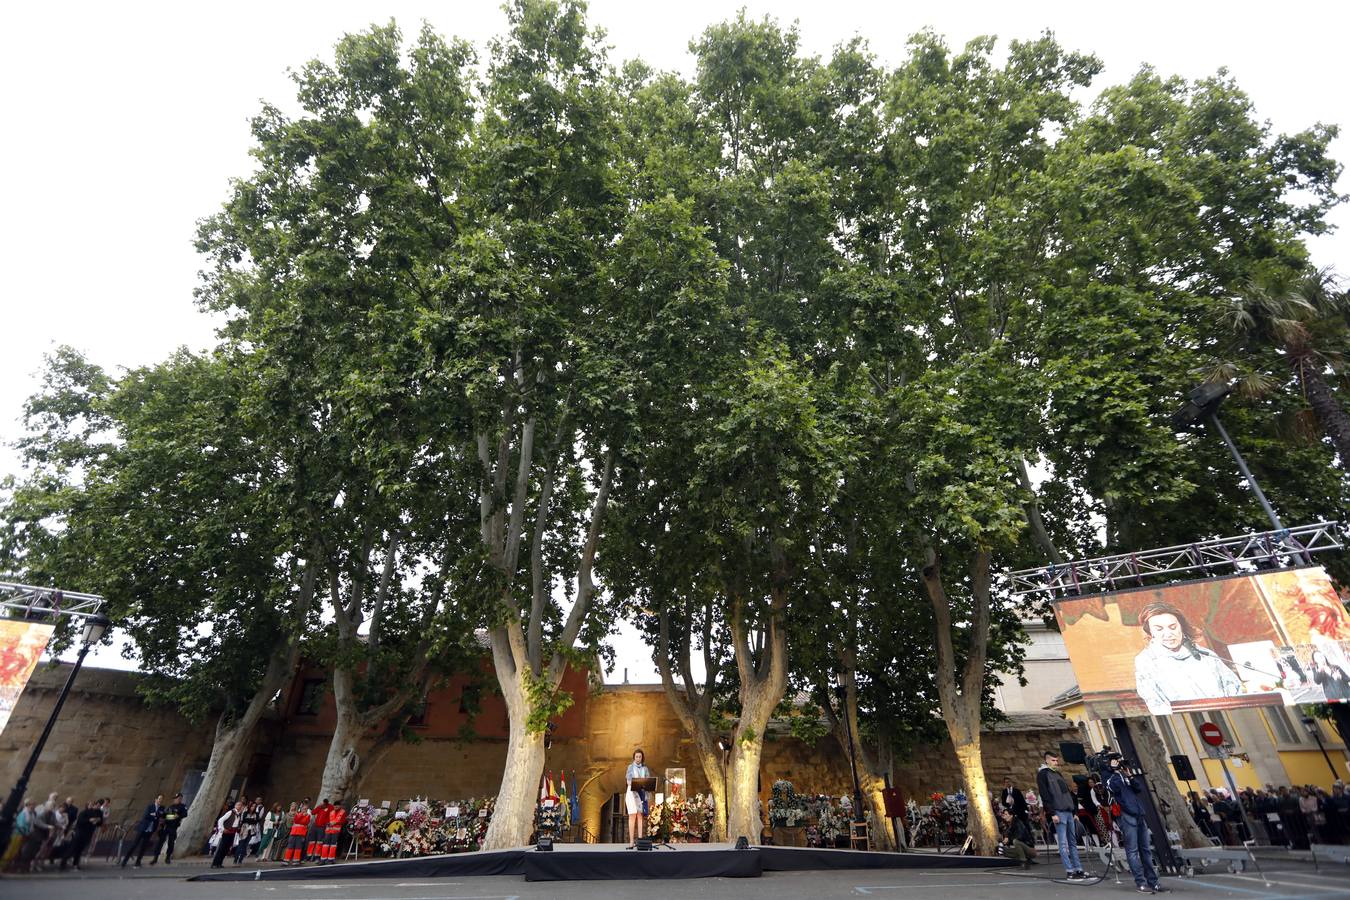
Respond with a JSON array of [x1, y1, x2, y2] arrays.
[[578, 763, 629, 842]]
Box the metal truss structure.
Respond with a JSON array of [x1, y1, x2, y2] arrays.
[[0, 580, 105, 620], [1008, 521, 1345, 601]]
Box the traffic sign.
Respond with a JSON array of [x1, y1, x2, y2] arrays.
[[1198, 722, 1224, 746]]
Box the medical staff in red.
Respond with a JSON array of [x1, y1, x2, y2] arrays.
[[321, 804, 347, 863], [307, 799, 332, 861], [283, 803, 311, 865]]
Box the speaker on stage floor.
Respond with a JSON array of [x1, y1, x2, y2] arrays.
[[634, 837, 653, 851], [536, 836, 553, 851], [1059, 741, 1086, 765], [734, 836, 750, 850]]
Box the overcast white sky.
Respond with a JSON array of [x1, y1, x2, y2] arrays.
[[7, 1, 1348, 677]]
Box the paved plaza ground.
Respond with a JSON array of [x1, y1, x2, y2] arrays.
[[2, 852, 1346, 900]]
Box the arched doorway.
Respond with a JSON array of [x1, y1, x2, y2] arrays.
[[599, 792, 629, 843]]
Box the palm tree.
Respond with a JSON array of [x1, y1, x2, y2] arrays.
[[1215, 267, 1350, 469]]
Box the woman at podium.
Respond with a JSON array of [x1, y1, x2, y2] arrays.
[[625, 748, 652, 847]]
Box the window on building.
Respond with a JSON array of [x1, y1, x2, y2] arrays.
[[1263, 706, 1302, 745], [1211, 710, 1237, 743], [297, 678, 325, 716], [1154, 716, 1182, 756], [459, 683, 482, 715], [1095, 719, 1118, 752]]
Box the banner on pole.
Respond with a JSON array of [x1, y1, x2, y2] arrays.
[[0, 619, 56, 737], [1055, 567, 1350, 717]]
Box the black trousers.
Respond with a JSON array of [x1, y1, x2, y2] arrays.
[[122, 830, 154, 865], [210, 832, 236, 868], [153, 827, 178, 863], [68, 828, 95, 867]]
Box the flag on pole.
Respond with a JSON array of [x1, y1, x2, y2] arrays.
[[570, 770, 580, 823]]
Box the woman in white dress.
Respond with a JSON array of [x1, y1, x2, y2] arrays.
[[625, 749, 651, 847]]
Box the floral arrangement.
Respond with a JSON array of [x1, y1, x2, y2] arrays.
[[370, 796, 494, 857], [769, 780, 809, 827], [647, 792, 716, 841], [347, 804, 379, 851], [812, 796, 848, 846]]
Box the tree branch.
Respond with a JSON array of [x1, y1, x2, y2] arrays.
[[550, 448, 616, 680]]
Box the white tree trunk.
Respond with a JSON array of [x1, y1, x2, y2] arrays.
[[953, 736, 998, 856], [480, 672, 545, 850], [316, 669, 364, 807], [698, 745, 729, 842], [861, 771, 895, 850], [1128, 718, 1211, 849], [726, 735, 765, 843], [175, 713, 255, 854]]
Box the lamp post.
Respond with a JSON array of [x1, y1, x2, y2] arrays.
[[1171, 382, 1307, 564], [834, 679, 867, 837], [0, 614, 110, 852], [1302, 715, 1340, 781]]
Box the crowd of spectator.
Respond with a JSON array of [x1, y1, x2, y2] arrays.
[[3, 789, 355, 873], [2, 793, 110, 872], [993, 768, 1350, 872], [1189, 782, 1350, 848]]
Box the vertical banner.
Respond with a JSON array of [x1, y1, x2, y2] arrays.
[[0, 619, 56, 737]]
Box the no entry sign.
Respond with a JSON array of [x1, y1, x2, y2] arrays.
[[1198, 722, 1224, 746]]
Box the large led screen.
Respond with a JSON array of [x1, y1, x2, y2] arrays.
[[0, 619, 55, 737], [1055, 567, 1350, 718]]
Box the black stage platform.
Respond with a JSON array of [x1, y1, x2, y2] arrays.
[[189, 843, 1008, 883]]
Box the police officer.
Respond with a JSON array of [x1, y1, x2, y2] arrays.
[[151, 793, 189, 864], [121, 794, 164, 868]]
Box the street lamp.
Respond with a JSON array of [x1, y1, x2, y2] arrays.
[[1172, 382, 1308, 563], [0, 613, 110, 851], [1301, 715, 1340, 781], [834, 678, 867, 843]]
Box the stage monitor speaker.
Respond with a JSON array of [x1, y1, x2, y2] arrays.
[[536, 836, 553, 851], [734, 836, 750, 850], [1059, 741, 1086, 765], [634, 837, 653, 851], [1171, 754, 1197, 782]]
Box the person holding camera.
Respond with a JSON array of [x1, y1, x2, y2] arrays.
[[1104, 753, 1170, 895]]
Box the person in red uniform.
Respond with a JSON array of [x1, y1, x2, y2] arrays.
[[321, 804, 346, 863], [284, 804, 311, 865], [307, 799, 332, 861]]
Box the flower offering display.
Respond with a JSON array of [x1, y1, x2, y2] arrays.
[[769, 780, 808, 827], [347, 803, 379, 851], [371, 796, 495, 857], [647, 792, 716, 842], [905, 789, 970, 848]]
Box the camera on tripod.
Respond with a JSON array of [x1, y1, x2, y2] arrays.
[[1086, 746, 1142, 777]]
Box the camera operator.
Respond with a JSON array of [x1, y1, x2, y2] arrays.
[[1104, 752, 1170, 895]]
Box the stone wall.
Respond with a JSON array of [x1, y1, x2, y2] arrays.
[[0, 663, 217, 829], [3, 666, 1077, 841]]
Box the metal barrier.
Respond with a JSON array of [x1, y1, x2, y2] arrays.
[[1310, 843, 1350, 870], [1175, 843, 1264, 880]]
